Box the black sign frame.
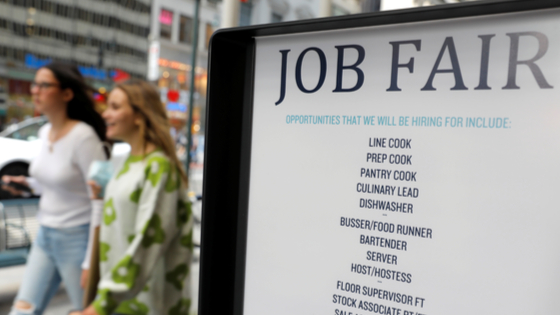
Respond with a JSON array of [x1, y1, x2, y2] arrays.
[[198, 1, 560, 314]]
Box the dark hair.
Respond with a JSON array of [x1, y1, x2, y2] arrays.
[[42, 62, 109, 157]]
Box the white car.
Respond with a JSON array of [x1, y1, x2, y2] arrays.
[[0, 117, 130, 199], [0, 117, 47, 179], [0, 117, 200, 257]]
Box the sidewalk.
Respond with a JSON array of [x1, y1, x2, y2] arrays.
[[0, 167, 203, 313], [0, 253, 200, 314], [0, 264, 25, 303], [0, 264, 72, 314]]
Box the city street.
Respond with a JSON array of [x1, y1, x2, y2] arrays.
[[0, 166, 203, 314]]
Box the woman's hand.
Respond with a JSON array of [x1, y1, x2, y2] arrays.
[[2, 175, 28, 184], [80, 269, 89, 288], [87, 180, 102, 200], [82, 305, 100, 315], [1, 175, 29, 196]]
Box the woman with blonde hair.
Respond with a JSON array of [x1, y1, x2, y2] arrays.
[[82, 80, 193, 315]]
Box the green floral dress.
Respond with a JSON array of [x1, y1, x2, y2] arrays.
[[93, 150, 193, 315]]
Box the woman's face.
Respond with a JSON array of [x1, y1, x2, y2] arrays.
[[103, 88, 140, 141], [31, 68, 72, 115]]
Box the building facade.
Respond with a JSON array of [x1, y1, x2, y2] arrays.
[[149, 0, 219, 141], [381, 0, 478, 11], [0, 0, 151, 130], [241, 0, 362, 26]]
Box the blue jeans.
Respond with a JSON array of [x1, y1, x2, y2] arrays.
[[10, 224, 89, 315]]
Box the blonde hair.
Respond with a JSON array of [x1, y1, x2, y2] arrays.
[[115, 80, 188, 185]]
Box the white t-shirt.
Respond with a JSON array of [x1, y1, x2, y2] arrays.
[[29, 122, 106, 228]]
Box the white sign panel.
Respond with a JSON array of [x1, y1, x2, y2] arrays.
[[244, 8, 560, 315]]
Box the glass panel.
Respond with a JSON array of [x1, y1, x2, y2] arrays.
[[271, 13, 282, 23], [160, 8, 173, 39], [239, 1, 252, 27], [179, 15, 193, 44], [6, 120, 46, 141], [205, 23, 214, 49]]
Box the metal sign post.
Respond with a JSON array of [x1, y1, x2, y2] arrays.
[[185, 0, 201, 178]]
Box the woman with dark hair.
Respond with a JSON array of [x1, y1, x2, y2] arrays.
[[2, 62, 108, 315]]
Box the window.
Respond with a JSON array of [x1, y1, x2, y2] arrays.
[[15, 49, 25, 61], [271, 13, 283, 23], [159, 8, 173, 40], [94, 13, 102, 25], [205, 23, 213, 49], [42, 1, 52, 13], [3, 47, 11, 59], [112, 17, 120, 29], [1, 15, 146, 61], [56, 4, 66, 17], [179, 15, 193, 44], [6, 120, 47, 141], [239, 1, 252, 26], [77, 35, 85, 45], [13, 23, 25, 36], [332, 5, 350, 16], [27, 2, 149, 37], [361, 0, 381, 12]]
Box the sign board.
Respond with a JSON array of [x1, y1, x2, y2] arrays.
[[200, 1, 560, 315]]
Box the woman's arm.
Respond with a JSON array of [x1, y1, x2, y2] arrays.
[[74, 133, 106, 271], [81, 199, 103, 270], [1, 175, 31, 196]]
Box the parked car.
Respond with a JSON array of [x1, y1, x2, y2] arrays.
[[0, 115, 191, 181], [0, 136, 39, 178], [0, 116, 48, 141], [0, 117, 201, 266], [0, 136, 41, 199], [0, 117, 130, 199], [0, 117, 46, 185]]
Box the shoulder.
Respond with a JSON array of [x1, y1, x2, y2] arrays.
[[143, 150, 177, 188], [71, 122, 106, 161], [115, 151, 171, 182], [71, 122, 103, 147], [73, 121, 99, 140], [144, 151, 172, 172]]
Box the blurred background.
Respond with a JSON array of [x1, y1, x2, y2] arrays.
[[0, 0, 479, 313]]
